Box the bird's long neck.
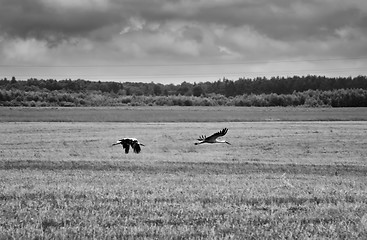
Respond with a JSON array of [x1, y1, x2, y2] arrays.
[[216, 139, 230, 144]]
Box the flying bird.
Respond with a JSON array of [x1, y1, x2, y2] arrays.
[[112, 138, 145, 154], [195, 128, 230, 145]]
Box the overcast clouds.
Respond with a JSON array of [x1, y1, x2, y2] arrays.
[[0, 0, 366, 83]]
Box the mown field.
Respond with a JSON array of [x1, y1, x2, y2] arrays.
[[1, 107, 367, 239], [1, 106, 367, 122]]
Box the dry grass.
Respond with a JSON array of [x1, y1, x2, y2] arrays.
[[1, 121, 367, 239], [1, 106, 367, 122], [1, 121, 366, 166]]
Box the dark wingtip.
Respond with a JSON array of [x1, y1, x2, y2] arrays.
[[132, 143, 141, 154], [197, 135, 206, 141], [221, 128, 228, 135]]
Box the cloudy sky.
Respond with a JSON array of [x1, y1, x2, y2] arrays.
[[0, 0, 367, 84]]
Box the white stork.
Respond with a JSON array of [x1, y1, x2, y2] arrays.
[[195, 128, 230, 145], [112, 138, 145, 154]]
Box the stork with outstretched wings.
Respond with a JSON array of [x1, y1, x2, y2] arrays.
[[195, 128, 230, 145], [112, 138, 145, 154]]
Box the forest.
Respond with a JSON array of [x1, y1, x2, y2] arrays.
[[1, 75, 367, 107]]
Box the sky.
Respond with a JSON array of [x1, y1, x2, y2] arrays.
[[0, 0, 367, 84]]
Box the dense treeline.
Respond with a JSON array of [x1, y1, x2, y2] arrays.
[[1, 88, 367, 107], [1, 75, 367, 107], [1, 75, 367, 96]]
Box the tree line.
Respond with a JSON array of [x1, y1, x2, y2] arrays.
[[1, 75, 367, 107]]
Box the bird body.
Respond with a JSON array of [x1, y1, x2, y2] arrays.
[[113, 138, 145, 154], [195, 128, 230, 145]]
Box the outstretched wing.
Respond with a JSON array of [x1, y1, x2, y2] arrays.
[[204, 128, 228, 141], [114, 138, 142, 154]]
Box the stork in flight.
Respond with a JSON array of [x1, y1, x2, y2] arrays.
[[112, 138, 145, 154], [195, 128, 230, 145]]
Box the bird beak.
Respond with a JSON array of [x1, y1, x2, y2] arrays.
[[140, 143, 145, 146], [226, 141, 231, 145]]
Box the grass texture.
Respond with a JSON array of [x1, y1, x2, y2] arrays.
[[1, 106, 367, 122], [1, 121, 367, 239]]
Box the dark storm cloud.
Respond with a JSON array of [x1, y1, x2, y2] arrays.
[[136, 0, 367, 41], [0, 0, 128, 45], [1, 0, 366, 44], [1, 0, 367, 65]]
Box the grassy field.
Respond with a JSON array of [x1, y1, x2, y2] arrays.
[[1, 120, 367, 239], [1, 106, 367, 122]]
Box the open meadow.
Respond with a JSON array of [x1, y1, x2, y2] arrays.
[[1, 106, 367, 122], [1, 107, 367, 239]]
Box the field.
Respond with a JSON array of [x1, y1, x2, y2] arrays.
[[1, 107, 367, 239], [1, 106, 367, 122]]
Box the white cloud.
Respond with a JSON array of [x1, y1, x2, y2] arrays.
[[120, 17, 146, 35], [39, 0, 110, 10], [1, 38, 48, 64]]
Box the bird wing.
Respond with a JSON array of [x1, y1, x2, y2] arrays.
[[197, 135, 207, 141], [117, 139, 131, 153], [114, 138, 142, 153], [131, 141, 141, 153], [205, 128, 228, 141], [123, 142, 130, 153]]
